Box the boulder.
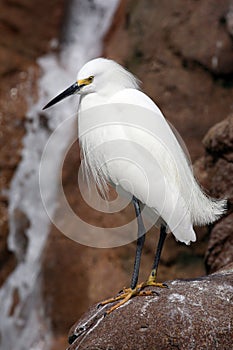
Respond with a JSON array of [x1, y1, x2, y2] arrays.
[[194, 115, 233, 273], [206, 214, 233, 273], [68, 269, 233, 350]]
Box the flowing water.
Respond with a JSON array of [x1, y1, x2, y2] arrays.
[[0, 0, 119, 349]]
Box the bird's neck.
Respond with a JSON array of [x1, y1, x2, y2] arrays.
[[79, 92, 108, 111]]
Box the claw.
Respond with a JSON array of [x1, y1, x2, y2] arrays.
[[99, 279, 167, 315], [145, 281, 168, 289], [151, 290, 160, 295], [138, 288, 160, 297]]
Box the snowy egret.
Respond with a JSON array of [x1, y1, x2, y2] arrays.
[[43, 58, 226, 313]]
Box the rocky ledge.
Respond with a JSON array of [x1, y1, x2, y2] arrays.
[[68, 268, 233, 350]]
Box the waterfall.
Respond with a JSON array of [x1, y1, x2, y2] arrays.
[[0, 0, 119, 349]]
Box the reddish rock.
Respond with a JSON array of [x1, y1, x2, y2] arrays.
[[193, 115, 233, 273], [226, 3, 233, 36], [42, 229, 90, 335], [208, 158, 233, 203], [68, 270, 233, 350], [170, 0, 233, 75], [203, 115, 233, 161], [0, 201, 17, 287], [0, 0, 64, 62], [206, 214, 233, 273], [195, 115, 233, 207]]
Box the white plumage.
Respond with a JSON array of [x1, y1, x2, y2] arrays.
[[76, 58, 226, 244]]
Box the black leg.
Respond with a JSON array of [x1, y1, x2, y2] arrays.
[[99, 211, 166, 315], [149, 224, 167, 281], [130, 196, 146, 289]]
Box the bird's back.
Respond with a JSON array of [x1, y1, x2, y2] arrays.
[[79, 87, 226, 244]]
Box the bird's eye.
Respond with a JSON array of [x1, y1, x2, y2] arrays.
[[88, 76, 94, 83]]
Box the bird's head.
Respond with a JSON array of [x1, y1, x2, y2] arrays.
[[43, 58, 139, 110]]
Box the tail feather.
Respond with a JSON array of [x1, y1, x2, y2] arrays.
[[189, 181, 227, 226]]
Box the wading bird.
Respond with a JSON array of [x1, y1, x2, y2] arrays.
[[43, 58, 226, 314]]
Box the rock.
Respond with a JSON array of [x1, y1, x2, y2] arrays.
[[42, 228, 91, 335], [226, 1, 233, 36], [169, 0, 233, 75], [9, 208, 30, 261], [68, 270, 233, 350], [0, 0, 65, 62], [0, 201, 17, 287], [203, 115, 233, 161], [195, 115, 233, 209], [206, 157, 233, 203], [206, 214, 233, 273], [193, 115, 233, 273]]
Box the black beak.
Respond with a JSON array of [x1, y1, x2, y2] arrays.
[[42, 82, 80, 110]]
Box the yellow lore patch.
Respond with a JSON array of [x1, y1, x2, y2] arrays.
[[78, 76, 94, 86]]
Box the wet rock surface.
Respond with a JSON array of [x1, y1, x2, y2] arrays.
[[68, 271, 233, 350]]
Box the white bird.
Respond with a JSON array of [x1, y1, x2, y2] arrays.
[[43, 57, 226, 313]]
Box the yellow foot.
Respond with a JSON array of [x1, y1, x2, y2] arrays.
[[145, 268, 168, 289], [99, 279, 167, 315], [142, 280, 168, 289]]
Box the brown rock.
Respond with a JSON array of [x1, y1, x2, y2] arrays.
[[68, 271, 233, 350], [206, 214, 233, 273], [42, 230, 90, 335], [203, 115, 233, 161], [0, 202, 17, 287], [226, 3, 233, 36], [208, 158, 233, 203], [193, 115, 233, 274], [194, 115, 233, 205], [169, 0, 233, 75], [0, 0, 65, 60]]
